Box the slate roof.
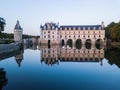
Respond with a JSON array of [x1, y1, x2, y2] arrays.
[[59, 25, 102, 30], [14, 20, 22, 30], [40, 22, 103, 30], [40, 22, 58, 30]]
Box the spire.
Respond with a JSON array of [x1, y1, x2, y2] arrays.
[[14, 20, 22, 30]]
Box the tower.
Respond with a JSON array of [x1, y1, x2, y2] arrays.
[[14, 20, 23, 42]]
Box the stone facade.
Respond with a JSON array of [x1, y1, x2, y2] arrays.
[[40, 22, 105, 46]]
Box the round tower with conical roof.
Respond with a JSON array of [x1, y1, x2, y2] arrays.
[[14, 20, 23, 42]]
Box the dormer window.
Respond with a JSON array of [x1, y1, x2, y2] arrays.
[[52, 26, 54, 29]]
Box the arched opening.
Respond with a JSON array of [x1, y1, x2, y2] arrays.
[[67, 39, 73, 48], [75, 39, 82, 49], [95, 39, 103, 49], [61, 39, 65, 46], [48, 40, 51, 48], [85, 39, 92, 49]]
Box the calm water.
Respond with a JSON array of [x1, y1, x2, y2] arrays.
[[0, 45, 120, 90]]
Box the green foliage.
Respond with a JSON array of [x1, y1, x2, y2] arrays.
[[67, 39, 73, 48], [23, 34, 40, 39], [105, 21, 120, 41], [76, 39, 82, 49], [0, 33, 13, 39], [0, 17, 6, 33], [0, 33, 39, 39]]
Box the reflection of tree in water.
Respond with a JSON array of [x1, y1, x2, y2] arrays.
[[0, 68, 7, 90], [105, 48, 120, 68]]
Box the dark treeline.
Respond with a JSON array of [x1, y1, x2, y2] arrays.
[[0, 33, 39, 39], [105, 48, 120, 68], [105, 21, 120, 41]]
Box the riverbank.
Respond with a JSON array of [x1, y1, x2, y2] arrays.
[[0, 42, 21, 54]]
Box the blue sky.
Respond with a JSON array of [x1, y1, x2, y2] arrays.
[[1, 0, 120, 35]]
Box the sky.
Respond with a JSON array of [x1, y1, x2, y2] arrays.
[[0, 0, 120, 35]]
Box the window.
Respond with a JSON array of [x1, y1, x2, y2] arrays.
[[53, 35, 54, 38], [44, 36, 46, 38], [48, 31, 50, 33], [44, 32, 46, 34], [52, 32, 54, 34], [48, 35, 50, 38]]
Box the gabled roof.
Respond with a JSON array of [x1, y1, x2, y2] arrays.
[[40, 22, 58, 30]]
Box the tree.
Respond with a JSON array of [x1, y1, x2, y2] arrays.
[[111, 22, 120, 41], [105, 21, 120, 41], [105, 22, 116, 39], [0, 17, 6, 33]]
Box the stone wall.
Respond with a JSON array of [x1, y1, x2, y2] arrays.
[[0, 42, 21, 54]]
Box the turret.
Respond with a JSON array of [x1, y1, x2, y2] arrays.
[[14, 20, 23, 42]]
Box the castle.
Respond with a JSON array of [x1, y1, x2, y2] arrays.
[[40, 22, 105, 46]]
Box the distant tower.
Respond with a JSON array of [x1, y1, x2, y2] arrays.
[[14, 20, 23, 42]]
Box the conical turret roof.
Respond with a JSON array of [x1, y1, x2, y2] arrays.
[[14, 20, 22, 30]]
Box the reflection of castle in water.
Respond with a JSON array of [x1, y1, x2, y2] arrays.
[[40, 46, 104, 66]]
